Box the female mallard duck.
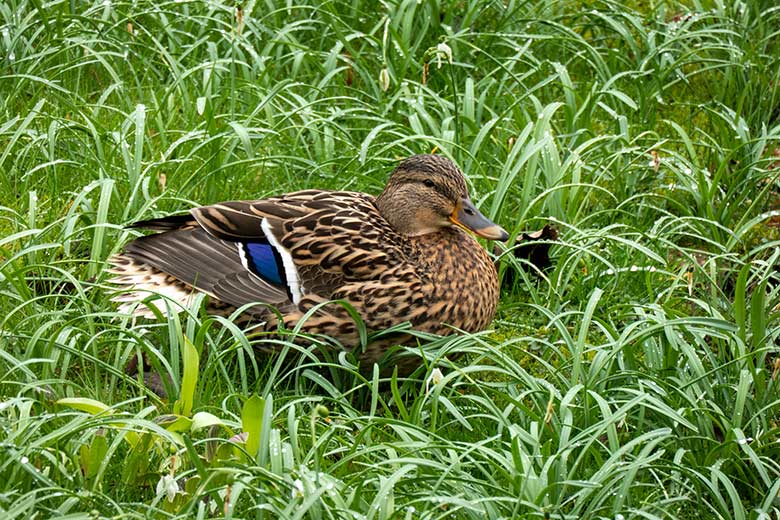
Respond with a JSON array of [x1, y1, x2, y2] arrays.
[[109, 154, 508, 373]]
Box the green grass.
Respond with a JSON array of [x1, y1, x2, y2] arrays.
[[1, 0, 780, 517]]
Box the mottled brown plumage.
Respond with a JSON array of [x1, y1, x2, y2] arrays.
[[108, 154, 508, 374]]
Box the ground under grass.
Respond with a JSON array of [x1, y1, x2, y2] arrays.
[[1, 0, 780, 518]]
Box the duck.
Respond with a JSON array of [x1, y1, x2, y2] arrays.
[[108, 154, 508, 374]]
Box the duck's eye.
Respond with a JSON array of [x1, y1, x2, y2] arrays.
[[423, 179, 435, 188]]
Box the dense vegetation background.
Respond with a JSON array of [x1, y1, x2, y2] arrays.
[[1, 0, 779, 517]]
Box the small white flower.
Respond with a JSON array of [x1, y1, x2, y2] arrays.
[[436, 42, 452, 69], [379, 68, 390, 92], [425, 368, 444, 395], [20, 456, 29, 464], [156, 474, 180, 503], [291, 478, 305, 499]]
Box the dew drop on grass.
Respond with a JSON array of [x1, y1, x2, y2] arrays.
[[9, 52, 15, 62]]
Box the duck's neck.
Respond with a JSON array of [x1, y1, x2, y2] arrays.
[[375, 189, 418, 235]]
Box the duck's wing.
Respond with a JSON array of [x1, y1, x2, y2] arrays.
[[111, 190, 408, 315], [186, 191, 409, 298], [113, 225, 291, 311]]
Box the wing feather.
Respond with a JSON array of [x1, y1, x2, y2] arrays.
[[122, 228, 288, 310], [118, 189, 411, 314]]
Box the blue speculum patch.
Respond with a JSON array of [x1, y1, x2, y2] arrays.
[[244, 242, 284, 285]]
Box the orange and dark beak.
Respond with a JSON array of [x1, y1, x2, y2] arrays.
[[450, 197, 509, 241]]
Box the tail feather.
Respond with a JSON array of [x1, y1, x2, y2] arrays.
[[108, 254, 199, 317]]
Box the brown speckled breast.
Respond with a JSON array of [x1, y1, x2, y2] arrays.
[[406, 227, 500, 335]]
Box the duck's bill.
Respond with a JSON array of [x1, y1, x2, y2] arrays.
[[450, 198, 509, 242]]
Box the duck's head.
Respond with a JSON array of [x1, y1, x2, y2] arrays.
[[376, 154, 509, 241]]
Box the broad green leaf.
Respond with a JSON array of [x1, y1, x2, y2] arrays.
[[174, 334, 199, 416], [242, 395, 264, 460], [57, 398, 111, 415], [191, 411, 223, 431]]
